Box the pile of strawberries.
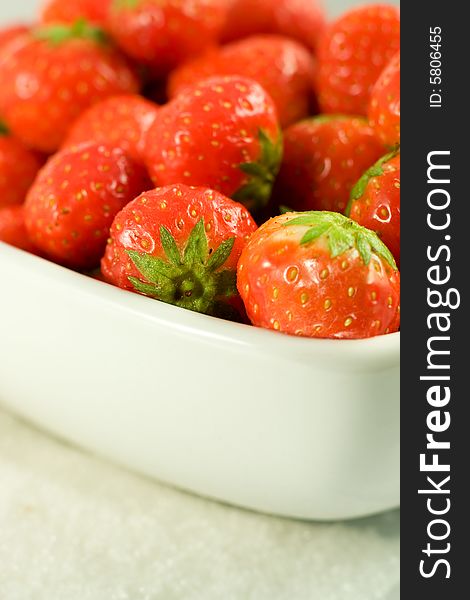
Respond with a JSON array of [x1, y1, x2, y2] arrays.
[[0, 0, 400, 340]]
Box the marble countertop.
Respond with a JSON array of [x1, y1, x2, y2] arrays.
[[0, 407, 399, 599]]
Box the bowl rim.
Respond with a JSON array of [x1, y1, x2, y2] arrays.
[[1, 241, 400, 370]]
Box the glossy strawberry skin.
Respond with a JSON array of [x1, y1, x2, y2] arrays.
[[64, 94, 159, 164], [237, 212, 400, 339], [107, 0, 227, 77], [0, 24, 29, 55], [347, 152, 400, 266], [369, 52, 400, 147], [24, 143, 151, 270], [274, 116, 384, 214], [0, 131, 42, 208], [145, 76, 282, 212], [0, 26, 140, 153], [102, 184, 257, 318], [40, 0, 111, 26], [168, 35, 316, 128], [316, 4, 400, 115], [0, 205, 37, 253], [221, 0, 326, 53]]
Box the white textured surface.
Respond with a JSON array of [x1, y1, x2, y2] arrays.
[[0, 408, 399, 599]]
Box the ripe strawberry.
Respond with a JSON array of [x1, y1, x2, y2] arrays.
[[347, 150, 400, 266], [40, 0, 111, 27], [316, 4, 400, 115], [221, 0, 326, 53], [0, 124, 42, 208], [273, 116, 384, 214], [145, 76, 282, 213], [168, 35, 316, 128], [107, 0, 227, 77], [102, 184, 258, 320], [64, 94, 159, 164], [24, 142, 151, 270], [0, 24, 29, 55], [369, 51, 400, 147], [0, 205, 37, 253], [238, 211, 400, 339], [0, 20, 140, 153]]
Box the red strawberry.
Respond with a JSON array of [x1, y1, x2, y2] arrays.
[[64, 94, 159, 164], [347, 150, 400, 266], [102, 184, 258, 320], [221, 0, 326, 53], [107, 0, 227, 77], [0, 24, 29, 55], [0, 205, 37, 253], [145, 76, 282, 213], [274, 116, 384, 214], [168, 35, 316, 128], [24, 142, 151, 270], [316, 4, 400, 115], [0, 20, 139, 153], [369, 51, 400, 147], [238, 211, 400, 339], [0, 124, 42, 208], [40, 0, 111, 26]]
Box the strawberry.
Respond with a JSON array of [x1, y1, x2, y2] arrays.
[[0, 24, 29, 55], [0, 20, 140, 153], [346, 150, 400, 266], [0, 123, 42, 208], [24, 142, 151, 270], [221, 0, 326, 53], [145, 76, 282, 213], [168, 35, 316, 128], [64, 94, 160, 164], [40, 0, 111, 27], [107, 0, 227, 77], [316, 4, 400, 115], [369, 51, 400, 147], [273, 116, 384, 214], [0, 205, 37, 253], [102, 184, 258, 320], [237, 211, 400, 339]]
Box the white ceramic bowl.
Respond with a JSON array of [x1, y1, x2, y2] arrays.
[[0, 243, 399, 520], [1, 0, 400, 520]]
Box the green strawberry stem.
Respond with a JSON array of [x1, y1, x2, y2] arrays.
[[284, 211, 398, 270], [0, 122, 9, 136], [232, 129, 283, 212], [346, 146, 400, 215], [127, 219, 239, 318], [34, 18, 108, 46]]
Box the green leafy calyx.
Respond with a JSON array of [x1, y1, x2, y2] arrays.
[[113, 0, 140, 9], [127, 219, 239, 317], [284, 211, 397, 270], [0, 122, 9, 136], [232, 129, 283, 212], [34, 18, 108, 46], [306, 114, 367, 126], [346, 147, 400, 214]]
